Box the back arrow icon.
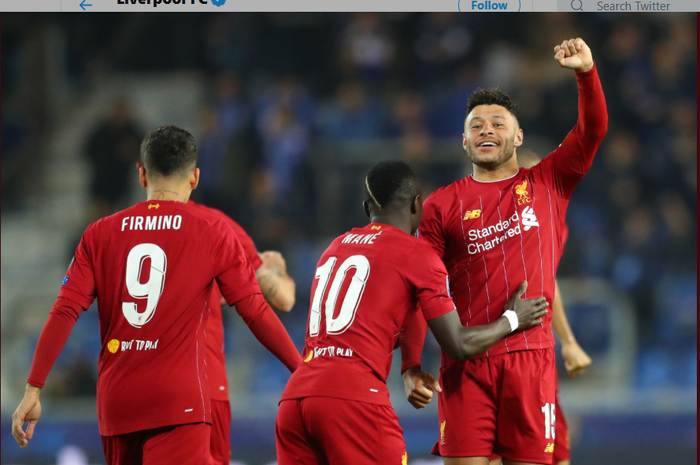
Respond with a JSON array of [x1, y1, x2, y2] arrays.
[[80, 0, 92, 10]]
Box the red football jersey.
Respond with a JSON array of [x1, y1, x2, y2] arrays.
[[281, 223, 455, 406], [59, 200, 261, 436], [189, 201, 263, 402], [420, 167, 566, 363], [418, 66, 606, 367]]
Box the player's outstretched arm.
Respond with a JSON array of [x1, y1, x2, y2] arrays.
[[546, 38, 608, 198], [255, 251, 296, 312], [427, 282, 548, 362], [551, 280, 592, 377]]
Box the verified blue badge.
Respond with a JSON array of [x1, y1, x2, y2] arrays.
[[211, 0, 226, 6]]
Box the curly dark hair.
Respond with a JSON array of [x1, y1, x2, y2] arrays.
[[140, 126, 197, 178], [466, 88, 519, 120]]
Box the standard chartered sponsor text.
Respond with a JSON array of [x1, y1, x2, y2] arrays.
[[467, 211, 522, 255]]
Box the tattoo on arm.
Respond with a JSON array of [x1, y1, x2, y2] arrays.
[[257, 267, 281, 299]]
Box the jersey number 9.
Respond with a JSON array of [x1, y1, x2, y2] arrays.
[[122, 243, 167, 328]]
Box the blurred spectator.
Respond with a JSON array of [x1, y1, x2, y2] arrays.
[[657, 192, 696, 274], [426, 65, 480, 137], [256, 76, 316, 129], [214, 72, 251, 137], [84, 99, 143, 221], [195, 107, 229, 211], [339, 13, 395, 82], [317, 81, 384, 140], [414, 13, 472, 86], [258, 104, 310, 204], [203, 15, 256, 74]]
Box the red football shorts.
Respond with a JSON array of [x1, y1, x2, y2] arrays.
[[276, 397, 407, 465], [489, 394, 570, 464], [209, 399, 232, 465], [101, 422, 210, 465], [433, 349, 556, 464]]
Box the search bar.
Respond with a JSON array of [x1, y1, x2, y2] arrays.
[[556, 0, 594, 10]]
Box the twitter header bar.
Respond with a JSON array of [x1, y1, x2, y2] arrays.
[[1, 0, 698, 12]]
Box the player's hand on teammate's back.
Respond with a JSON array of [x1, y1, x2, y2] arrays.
[[562, 341, 593, 377], [12, 384, 42, 448], [506, 281, 550, 330], [554, 38, 594, 73], [402, 367, 442, 409]]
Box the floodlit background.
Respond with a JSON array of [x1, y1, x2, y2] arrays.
[[1, 12, 697, 465]]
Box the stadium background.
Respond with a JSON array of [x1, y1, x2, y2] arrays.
[[1, 12, 696, 465]]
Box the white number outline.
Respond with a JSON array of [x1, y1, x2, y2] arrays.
[[541, 402, 556, 440], [308, 255, 370, 337], [122, 243, 167, 328]]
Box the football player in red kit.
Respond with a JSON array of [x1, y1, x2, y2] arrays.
[[12, 126, 302, 465], [401, 38, 607, 465], [487, 149, 592, 465], [188, 200, 296, 465], [275, 161, 549, 465]]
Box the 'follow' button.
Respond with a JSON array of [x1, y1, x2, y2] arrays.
[[459, 0, 522, 11]]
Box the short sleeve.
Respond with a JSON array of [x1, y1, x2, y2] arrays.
[[58, 227, 96, 310], [224, 218, 263, 270], [407, 244, 456, 321], [418, 194, 446, 260], [210, 219, 263, 306]]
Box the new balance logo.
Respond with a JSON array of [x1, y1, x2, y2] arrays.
[[148, 204, 160, 210], [371, 225, 382, 230], [463, 210, 481, 220], [544, 443, 555, 453], [521, 206, 539, 231]]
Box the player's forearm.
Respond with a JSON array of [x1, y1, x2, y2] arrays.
[[236, 293, 302, 372], [27, 298, 83, 388], [575, 64, 608, 154], [551, 281, 576, 346], [400, 308, 428, 373], [457, 317, 512, 360], [256, 265, 295, 312], [428, 310, 510, 362], [272, 275, 295, 312]]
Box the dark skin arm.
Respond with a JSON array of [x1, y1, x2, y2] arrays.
[[402, 281, 548, 408], [427, 281, 548, 362]]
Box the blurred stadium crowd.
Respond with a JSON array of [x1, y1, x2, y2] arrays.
[[1, 12, 696, 462]]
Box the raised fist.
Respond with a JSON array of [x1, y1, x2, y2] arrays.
[[554, 38, 594, 73]]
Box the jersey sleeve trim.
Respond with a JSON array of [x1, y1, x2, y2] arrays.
[[420, 300, 457, 321], [222, 282, 262, 307]]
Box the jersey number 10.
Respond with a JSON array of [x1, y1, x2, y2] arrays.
[[308, 255, 370, 337], [122, 243, 167, 328]]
